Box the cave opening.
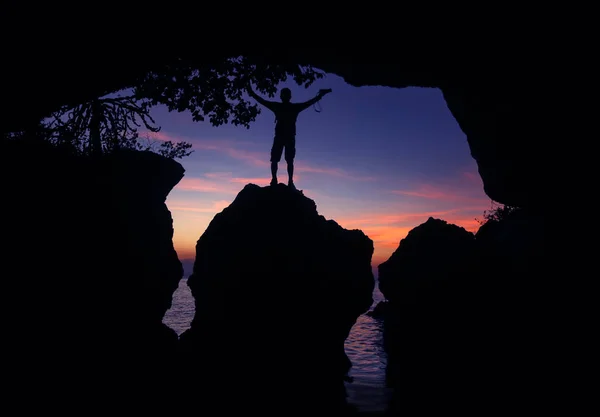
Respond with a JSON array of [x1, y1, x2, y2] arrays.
[[161, 79, 488, 413]]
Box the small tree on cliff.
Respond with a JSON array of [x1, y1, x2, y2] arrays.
[[476, 201, 520, 226], [44, 94, 193, 159]]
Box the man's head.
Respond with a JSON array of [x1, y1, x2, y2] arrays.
[[280, 88, 291, 103]]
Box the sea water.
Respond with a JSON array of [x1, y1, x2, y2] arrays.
[[163, 278, 390, 412]]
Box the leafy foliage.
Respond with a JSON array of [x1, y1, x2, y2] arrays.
[[134, 56, 325, 128], [136, 135, 194, 160], [43, 95, 193, 159], [476, 201, 520, 225], [8, 56, 325, 160]]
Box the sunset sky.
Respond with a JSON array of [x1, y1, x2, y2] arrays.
[[141, 73, 492, 276]]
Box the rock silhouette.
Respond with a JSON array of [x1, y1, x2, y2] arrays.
[[3, 139, 184, 412], [378, 214, 545, 415], [179, 183, 375, 414], [379, 217, 477, 305], [378, 218, 482, 414]]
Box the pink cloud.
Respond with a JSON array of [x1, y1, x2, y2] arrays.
[[338, 210, 482, 233], [141, 130, 269, 167], [168, 199, 232, 213], [173, 174, 273, 195], [180, 172, 302, 190], [141, 131, 172, 142], [295, 164, 376, 181], [223, 148, 269, 168], [391, 183, 489, 205], [212, 200, 230, 211], [205, 172, 234, 179], [336, 210, 454, 228], [175, 178, 228, 193], [169, 206, 219, 213], [192, 142, 269, 168], [140, 130, 375, 181], [462, 171, 482, 183], [229, 177, 272, 186]]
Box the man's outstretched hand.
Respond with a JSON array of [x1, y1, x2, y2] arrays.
[[318, 88, 332, 97]]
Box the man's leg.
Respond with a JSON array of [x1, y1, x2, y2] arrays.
[[287, 160, 294, 186], [284, 138, 296, 188], [271, 162, 278, 185], [270, 137, 284, 186]]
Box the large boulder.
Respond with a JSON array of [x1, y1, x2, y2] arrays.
[[377, 218, 479, 414], [378, 212, 546, 414], [179, 183, 375, 414], [378, 217, 477, 305]]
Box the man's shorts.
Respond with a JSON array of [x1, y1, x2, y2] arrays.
[[270, 136, 296, 163]]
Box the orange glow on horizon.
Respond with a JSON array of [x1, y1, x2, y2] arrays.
[[172, 209, 483, 270]]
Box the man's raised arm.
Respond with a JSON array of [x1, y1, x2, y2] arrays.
[[247, 85, 277, 111], [296, 88, 332, 111]]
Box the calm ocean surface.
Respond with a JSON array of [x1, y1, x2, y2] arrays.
[[163, 278, 391, 412]]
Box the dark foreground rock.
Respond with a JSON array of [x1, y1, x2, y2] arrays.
[[378, 214, 545, 415], [3, 139, 184, 412], [179, 183, 375, 415]]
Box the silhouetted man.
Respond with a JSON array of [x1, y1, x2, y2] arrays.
[[247, 85, 332, 189]]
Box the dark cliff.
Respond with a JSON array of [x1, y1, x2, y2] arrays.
[[2, 139, 184, 411], [377, 213, 546, 414], [179, 183, 375, 414]]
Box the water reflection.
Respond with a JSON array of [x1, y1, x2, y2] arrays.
[[343, 287, 391, 412], [162, 278, 195, 335]]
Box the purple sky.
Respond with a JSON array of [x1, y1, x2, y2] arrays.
[[139, 73, 491, 275]]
